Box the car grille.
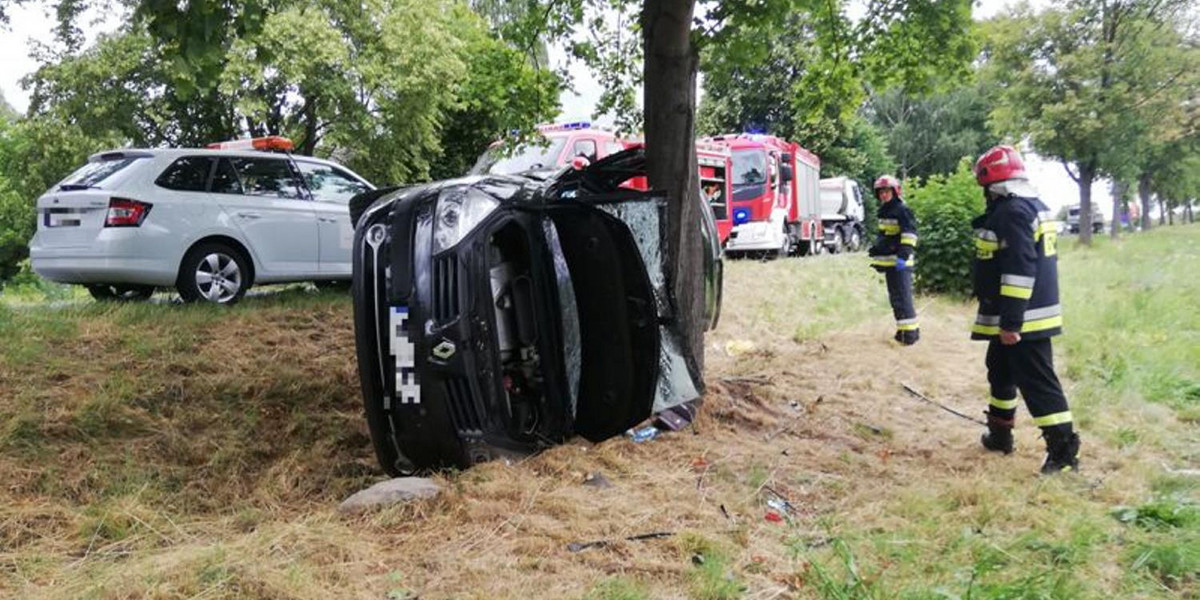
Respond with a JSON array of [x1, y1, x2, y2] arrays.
[[444, 377, 484, 435], [433, 254, 459, 321]]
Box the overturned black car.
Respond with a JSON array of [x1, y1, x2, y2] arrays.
[[350, 148, 723, 474]]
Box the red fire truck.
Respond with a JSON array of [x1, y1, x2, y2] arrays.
[[470, 122, 626, 175], [472, 126, 736, 246], [700, 134, 823, 258]]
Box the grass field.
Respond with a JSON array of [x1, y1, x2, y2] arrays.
[[0, 226, 1196, 599]]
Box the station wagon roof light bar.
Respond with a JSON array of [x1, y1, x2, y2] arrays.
[[206, 136, 295, 152]]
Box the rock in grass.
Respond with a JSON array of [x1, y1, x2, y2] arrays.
[[338, 477, 441, 513]]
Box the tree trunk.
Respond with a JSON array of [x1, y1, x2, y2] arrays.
[[1158, 197, 1166, 226], [1139, 173, 1154, 231], [1078, 161, 1096, 245], [1188, 201, 1195, 224], [1110, 179, 1125, 239], [642, 0, 705, 380], [299, 94, 320, 156]]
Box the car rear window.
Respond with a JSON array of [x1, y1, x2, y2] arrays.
[[155, 157, 214, 192], [210, 158, 243, 194], [59, 157, 144, 190]]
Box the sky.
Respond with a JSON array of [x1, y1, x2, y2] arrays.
[[0, 0, 1108, 215]]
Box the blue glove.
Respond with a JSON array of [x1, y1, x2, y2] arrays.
[[895, 257, 908, 271]]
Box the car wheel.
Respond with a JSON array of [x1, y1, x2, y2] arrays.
[[87, 284, 154, 302], [177, 243, 250, 304]]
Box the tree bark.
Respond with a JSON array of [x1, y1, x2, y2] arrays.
[[642, 0, 705, 378], [1078, 161, 1096, 245], [1139, 172, 1154, 231], [299, 94, 320, 156]]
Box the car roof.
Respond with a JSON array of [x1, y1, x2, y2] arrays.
[[98, 148, 350, 167]]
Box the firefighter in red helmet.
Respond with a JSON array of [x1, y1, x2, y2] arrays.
[[868, 175, 919, 345], [971, 144, 1080, 474]]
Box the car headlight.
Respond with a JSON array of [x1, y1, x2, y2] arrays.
[[433, 187, 500, 253]]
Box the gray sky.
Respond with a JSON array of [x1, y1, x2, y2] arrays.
[[0, 0, 1108, 214]]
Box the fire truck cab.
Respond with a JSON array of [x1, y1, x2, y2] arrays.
[[702, 134, 822, 258], [470, 122, 625, 176]]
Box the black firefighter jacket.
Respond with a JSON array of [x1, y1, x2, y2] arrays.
[[869, 198, 917, 270], [971, 194, 1063, 341]]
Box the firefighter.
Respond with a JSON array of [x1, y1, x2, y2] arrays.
[[971, 145, 1080, 474], [868, 175, 919, 345]]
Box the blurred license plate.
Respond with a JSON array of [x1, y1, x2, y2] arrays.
[[44, 209, 83, 228]]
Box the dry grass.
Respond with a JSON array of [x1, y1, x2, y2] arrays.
[[1, 235, 1197, 599]]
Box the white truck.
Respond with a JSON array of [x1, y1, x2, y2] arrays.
[[819, 176, 866, 253]]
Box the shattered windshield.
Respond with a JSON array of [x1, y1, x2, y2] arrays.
[[470, 136, 568, 175]]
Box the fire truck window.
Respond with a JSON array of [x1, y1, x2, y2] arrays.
[[573, 139, 598, 160], [230, 158, 304, 199], [296, 161, 370, 205], [732, 150, 766, 185]]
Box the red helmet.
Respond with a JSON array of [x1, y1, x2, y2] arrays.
[[873, 175, 901, 197], [974, 145, 1028, 186]]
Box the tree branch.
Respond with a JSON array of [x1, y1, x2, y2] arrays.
[[1062, 159, 1080, 183]]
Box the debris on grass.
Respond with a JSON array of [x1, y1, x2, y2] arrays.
[[566, 531, 675, 553]]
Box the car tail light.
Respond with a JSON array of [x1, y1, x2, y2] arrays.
[[104, 197, 152, 227]]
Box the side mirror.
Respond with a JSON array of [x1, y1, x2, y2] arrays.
[[570, 155, 591, 170], [780, 165, 794, 183]]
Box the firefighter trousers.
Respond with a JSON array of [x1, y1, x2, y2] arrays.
[[884, 268, 918, 335], [985, 338, 1073, 433]]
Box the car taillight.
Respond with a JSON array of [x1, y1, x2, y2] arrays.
[[104, 197, 152, 227]]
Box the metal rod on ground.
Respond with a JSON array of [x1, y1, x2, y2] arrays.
[[901, 383, 987, 425]]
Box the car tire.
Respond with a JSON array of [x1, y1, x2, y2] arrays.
[[87, 284, 154, 302], [177, 242, 250, 305]]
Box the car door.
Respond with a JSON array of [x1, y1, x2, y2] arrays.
[[294, 160, 373, 276], [213, 156, 320, 277]]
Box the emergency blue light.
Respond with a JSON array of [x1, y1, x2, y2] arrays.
[[733, 208, 750, 225], [541, 121, 592, 131]]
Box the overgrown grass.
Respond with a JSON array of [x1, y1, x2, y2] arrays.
[[1058, 226, 1200, 420], [721, 252, 898, 344], [787, 225, 1200, 599]]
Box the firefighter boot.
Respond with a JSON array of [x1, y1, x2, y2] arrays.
[[899, 329, 920, 346], [980, 415, 1014, 454], [1039, 426, 1081, 474]]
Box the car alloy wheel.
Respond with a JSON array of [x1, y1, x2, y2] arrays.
[[194, 252, 243, 303]]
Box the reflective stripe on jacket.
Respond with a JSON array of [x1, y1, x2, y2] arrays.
[[869, 198, 918, 270], [971, 194, 1062, 341]]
